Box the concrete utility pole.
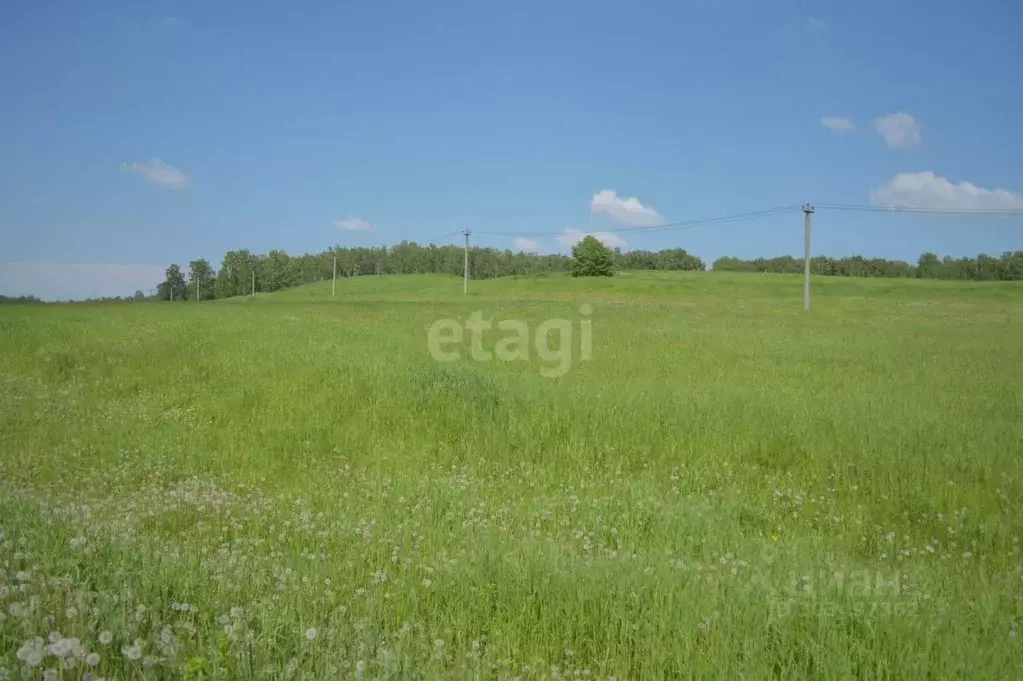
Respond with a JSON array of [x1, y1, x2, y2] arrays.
[[332, 254, 337, 297], [463, 228, 471, 295], [803, 203, 814, 311]]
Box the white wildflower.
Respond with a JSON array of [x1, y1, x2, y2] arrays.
[[122, 639, 143, 661], [48, 637, 82, 657], [86, 652, 101, 666], [305, 628, 318, 641], [98, 631, 113, 645], [16, 638, 45, 667]]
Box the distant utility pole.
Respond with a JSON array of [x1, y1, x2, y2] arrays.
[[463, 228, 471, 295], [803, 203, 814, 311], [332, 254, 337, 297]]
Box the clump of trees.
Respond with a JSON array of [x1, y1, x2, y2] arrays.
[[571, 236, 615, 277]]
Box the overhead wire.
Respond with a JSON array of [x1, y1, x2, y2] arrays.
[[421, 229, 465, 244], [418, 202, 1022, 247], [473, 204, 804, 238], [817, 204, 1023, 216]]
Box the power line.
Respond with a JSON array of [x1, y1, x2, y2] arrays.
[[817, 203, 1023, 216], [422, 229, 464, 244], [474, 205, 803, 238]]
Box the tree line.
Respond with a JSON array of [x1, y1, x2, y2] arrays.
[[149, 245, 1023, 301], [7, 244, 1018, 304], [0, 294, 43, 304], [713, 251, 1023, 280], [150, 242, 708, 301]]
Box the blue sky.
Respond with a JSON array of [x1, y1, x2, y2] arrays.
[[1, 0, 1022, 299]]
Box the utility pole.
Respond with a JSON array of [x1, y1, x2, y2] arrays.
[[463, 228, 471, 295], [332, 253, 337, 297], [803, 203, 814, 311]]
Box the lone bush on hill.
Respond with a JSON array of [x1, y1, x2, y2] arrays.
[[571, 235, 615, 277]]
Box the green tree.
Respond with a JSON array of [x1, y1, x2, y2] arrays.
[[570, 236, 615, 277], [189, 259, 216, 301], [158, 264, 188, 301]]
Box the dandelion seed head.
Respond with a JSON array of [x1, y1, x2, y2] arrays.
[[16, 638, 46, 667], [122, 639, 143, 661], [305, 628, 318, 641]]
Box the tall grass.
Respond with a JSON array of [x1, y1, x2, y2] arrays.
[[1, 272, 1021, 679]]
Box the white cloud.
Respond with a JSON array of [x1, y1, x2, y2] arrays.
[[0, 262, 166, 301], [821, 116, 854, 133], [556, 229, 628, 250], [874, 113, 921, 149], [589, 189, 663, 227], [871, 171, 1023, 210], [122, 158, 191, 188], [512, 237, 541, 253], [333, 217, 375, 232], [806, 18, 826, 31]]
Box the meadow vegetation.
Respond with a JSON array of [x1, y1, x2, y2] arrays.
[[1, 271, 1022, 679]]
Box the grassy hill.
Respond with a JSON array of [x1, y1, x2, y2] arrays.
[[1, 271, 1022, 678]]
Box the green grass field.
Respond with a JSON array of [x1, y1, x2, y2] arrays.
[[2, 271, 1022, 679]]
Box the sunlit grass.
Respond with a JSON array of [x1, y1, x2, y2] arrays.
[[1, 271, 1021, 679]]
